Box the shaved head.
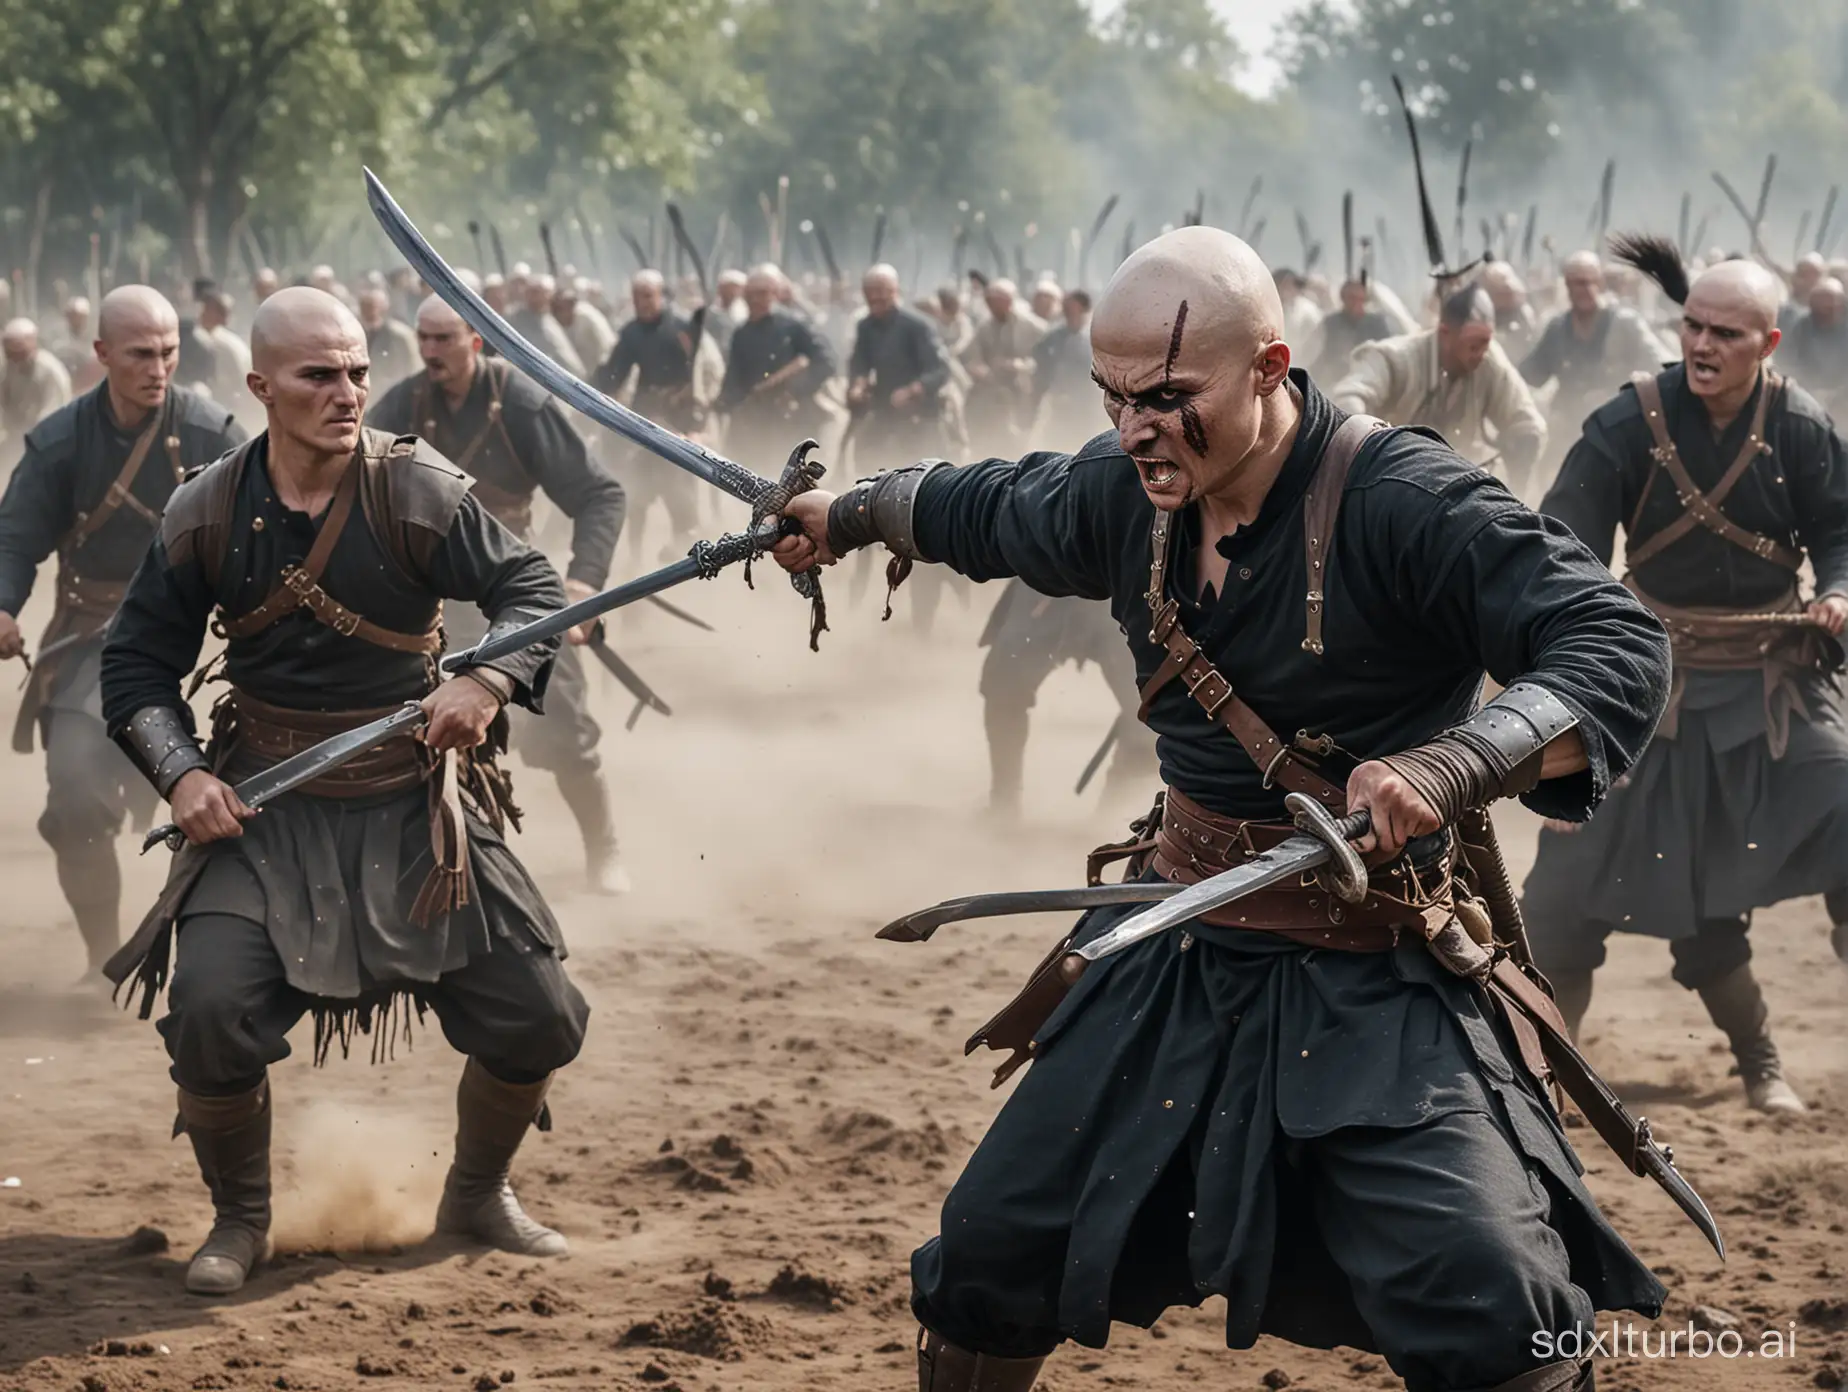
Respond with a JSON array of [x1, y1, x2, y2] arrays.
[[863, 263, 901, 317], [1688, 259, 1782, 334], [416, 293, 469, 335], [248, 287, 369, 461], [1091, 226, 1293, 514], [96, 286, 173, 343], [251, 286, 364, 375], [1, 318, 37, 356], [93, 286, 183, 417]]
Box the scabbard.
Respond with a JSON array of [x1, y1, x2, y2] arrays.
[[1455, 806, 1537, 968]]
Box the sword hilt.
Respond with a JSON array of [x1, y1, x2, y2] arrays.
[[140, 822, 185, 856], [1283, 793, 1371, 904]]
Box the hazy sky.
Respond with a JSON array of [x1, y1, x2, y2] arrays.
[[1209, 0, 1306, 95]]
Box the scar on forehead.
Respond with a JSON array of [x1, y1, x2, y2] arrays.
[[1163, 300, 1189, 386]]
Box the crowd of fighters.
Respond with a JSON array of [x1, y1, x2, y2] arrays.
[[0, 190, 1844, 1392]]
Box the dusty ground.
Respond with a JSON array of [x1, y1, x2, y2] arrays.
[[1, 506, 1845, 1392]]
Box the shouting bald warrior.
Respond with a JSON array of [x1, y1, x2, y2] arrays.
[[1526, 251, 1848, 1115], [0, 287, 245, 976], [776, 227, 1669, 1392], [370, 296, 630, 893], [101, 288, 587, 1295]]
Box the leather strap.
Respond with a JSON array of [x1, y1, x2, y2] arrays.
[[1303, 413, 1386, 655], [1137, 414, 1386, 812], [416, 359, 531, 528], [66, 397, 183, 549], [218, 444, 443, 655], [1624, 370, 1797, 572]]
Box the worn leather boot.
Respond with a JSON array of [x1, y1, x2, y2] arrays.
[[554, 767, 629, 895], [917, 1327, 1045, 1391], [434, 1060, 566, 1256], [1547, 967, 1593, 1041], [1483, 1357, 1593, 1391], [178, 1080, 273, 1296], [1698, 963, 1805, 1114]]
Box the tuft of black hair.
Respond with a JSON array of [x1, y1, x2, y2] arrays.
[[1608, 231, 1689, 306]]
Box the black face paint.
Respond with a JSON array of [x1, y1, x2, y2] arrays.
[[1163, 300, 1189, 386], [1178, 400, 1209, 455]]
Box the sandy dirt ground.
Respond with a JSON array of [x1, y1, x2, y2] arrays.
[[1, 504, 1845, 1392]]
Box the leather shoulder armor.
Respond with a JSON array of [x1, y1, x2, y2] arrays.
[[159, 439, 256, 581], [358, 428, 475, 582]]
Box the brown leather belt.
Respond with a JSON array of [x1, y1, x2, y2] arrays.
[[1141, 788, 1439, 951], [219, 690, 429, 798], [55, 571, 128, 622]]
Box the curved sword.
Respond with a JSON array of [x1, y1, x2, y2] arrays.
[[365, 169, 829, 646]]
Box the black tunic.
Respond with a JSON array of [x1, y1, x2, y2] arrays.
[[102, 435, 566, 998], [0, 383, 245, 724], [368, 362, 625, 588], [904, 371, 1670, 1355], [718, 309, 834, 407], [848, 307, 952, 411], [1526, 367, 1848, 936], [595, 311, 697, 427], [916, 372, 1665, 822]]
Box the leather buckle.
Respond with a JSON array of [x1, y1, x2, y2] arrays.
[[329, 606, 361, 637], [282, 566, 316, 597], [1189, 668, 1234, 718]]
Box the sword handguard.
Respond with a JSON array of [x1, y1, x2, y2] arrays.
[[1284, 792, 1370, 904]]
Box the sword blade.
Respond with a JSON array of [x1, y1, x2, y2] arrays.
[[877, 883, 1184, 944], [585, 626, 672, 720], [1639, 1142, 1726, 1261], [441, 526, 778, 673], [1075, 820, 1362, 963], [365, 169, 774, 509], [141, 701, 428, 854]]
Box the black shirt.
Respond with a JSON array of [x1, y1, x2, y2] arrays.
[[1541, 365, 1848, 608], [0, 383, 245, 613], [912, 371, 1669, 821], [718, 309, 836, 413], [102, 435, 564, 728], [596, 312, 695, 398], [848, 307, 952, 412], [369, 360, 625, 588]]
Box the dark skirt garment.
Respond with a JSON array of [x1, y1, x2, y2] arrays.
[[112, 774, 564, 1024], [1523, 669, 1848, 938], [911, 893, 1665, 1377]]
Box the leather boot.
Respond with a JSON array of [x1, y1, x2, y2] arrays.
[[1698, 963, 1806, 1114], [917, 1328, 1045, 1392], [1482, 1358, 1593, 1391], [178, 1080, 273, 1296], [1548, 968, 1594, 1041], [553, 767, 628, 895], [434, 1060, 566, 1256]]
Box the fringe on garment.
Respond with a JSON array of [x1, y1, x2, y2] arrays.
[[311, 990, 429, 1066]]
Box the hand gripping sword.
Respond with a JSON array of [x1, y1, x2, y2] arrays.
[[138, 511, 797, 855], [879, 791, 1726, 1260], [363, 169, 831, 648]]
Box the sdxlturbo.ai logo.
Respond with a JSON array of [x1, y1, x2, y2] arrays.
[[1534, 1322, 1800, 1363]]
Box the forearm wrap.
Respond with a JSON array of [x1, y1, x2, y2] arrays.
[[118, 706, 210, 798], [1380, 682, 1580, 825], [826, 461, 950, 560]]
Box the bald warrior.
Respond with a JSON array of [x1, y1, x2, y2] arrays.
[[1520, 251, 1671, 467], [1330, 285, 1547, 495], [102, 288, 587, 1295], [371, 297, 629, 892], [0, 287, 245, 976], [595, 269, 703, 550], [776, 227, 1669, 1392], [1526, 251, 1848, 1115]]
